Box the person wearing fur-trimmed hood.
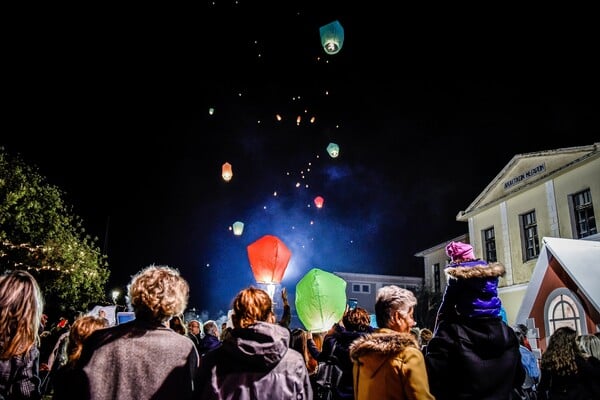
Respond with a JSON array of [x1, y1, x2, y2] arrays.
[[425, 241, 524, 400], [349, 285, 434, 400]]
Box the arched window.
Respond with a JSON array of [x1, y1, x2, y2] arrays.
[[544, 287, 585, 338]]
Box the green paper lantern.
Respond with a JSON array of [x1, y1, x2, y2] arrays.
[[326, 142, 339, 158], [319, 20, 344, 55], [295, 268, 347, 332], [232, 221, 244, 236]]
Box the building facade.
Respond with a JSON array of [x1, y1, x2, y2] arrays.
[[417, 143, 600, 326], [333, 271, 423, 315]]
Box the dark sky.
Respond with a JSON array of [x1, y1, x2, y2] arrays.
[[3, 2, 598, 318]]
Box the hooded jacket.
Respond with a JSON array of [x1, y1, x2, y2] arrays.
[[435, 260, 505, 325], [196, 321, 312, 399], [349, 328, 434, 400]]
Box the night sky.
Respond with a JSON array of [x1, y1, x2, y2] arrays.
[[3, 2, 598, 318]]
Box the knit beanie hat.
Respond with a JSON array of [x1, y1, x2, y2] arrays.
[[446, 241, 475, 261]]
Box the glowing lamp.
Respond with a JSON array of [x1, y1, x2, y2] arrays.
[[232, 221, 244, 236], [295, 268, 347, 332], [247, 235, 291, 285], [314, 196, 324, 208], [319, 20, 344, 55], [327, 142, 339, 158], [222, 162, 233, 182]]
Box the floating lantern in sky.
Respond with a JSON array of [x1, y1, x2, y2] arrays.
[[319, 20, 344, 55], [295, 268, 347, 332], [208, 107, 215, 115], [314, 196, 324, 208], [327, 142, 340, 158], [222, 162, 233, 182], [232, 221, 244, 236], [247, 235, 292, 298]]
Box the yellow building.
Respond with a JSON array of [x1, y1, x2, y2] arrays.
[[417, 142, 600, 326]]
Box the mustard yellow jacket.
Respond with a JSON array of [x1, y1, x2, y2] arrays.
[[349, 328, 435, 400]]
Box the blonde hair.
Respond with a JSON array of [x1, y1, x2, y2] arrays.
[[0, 270, 44, 359], [231, 286, 273, 329], [127, 265, 189, 323], [577, 334, 600, 359], [66, 315, 109, 366]]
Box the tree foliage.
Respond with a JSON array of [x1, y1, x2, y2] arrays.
[[0, 147, 110, 316], [414, 286, 443, 330]]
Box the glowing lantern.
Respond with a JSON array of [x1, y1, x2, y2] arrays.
[[232, 221, 244, 236], [222, 162, 233, 182], [314, 196, 324, 208], [319, 20, 344, 55], [295, 268, 347, 332], [327, 142, 339, 158], [208, 107, 215, 115], [247, 235, 292, 295]]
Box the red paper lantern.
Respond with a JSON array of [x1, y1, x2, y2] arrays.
[[314, 196, 324, 208], [246, 235, 292, 284]]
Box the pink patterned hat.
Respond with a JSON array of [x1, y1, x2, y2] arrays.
[[445, 241, 475, 261]]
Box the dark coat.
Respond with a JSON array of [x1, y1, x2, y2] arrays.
[[537, 354, 600, 400], [426, 316, 524, 400], [196, 321, 312, 400], [426, 259, 524, 400], [0, 345, 41, 400], [318, 324, 373, 400], [197, 333, 220, 356]]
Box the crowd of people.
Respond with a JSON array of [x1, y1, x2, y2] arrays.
[[1, 241, 600, 399]]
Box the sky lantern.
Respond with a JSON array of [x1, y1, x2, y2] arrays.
[[314, 196, 324, 208], [327, 142, 339, 158], [319, 20, 344, 55], [232, 221, 244, 236], [295, 268, 347, 332], [222, 162, 233, 182], [247, 235, 292, 298]]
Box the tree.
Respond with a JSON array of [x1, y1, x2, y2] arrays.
[[414, 286, 443, 330], [0, 147, 110, 316]]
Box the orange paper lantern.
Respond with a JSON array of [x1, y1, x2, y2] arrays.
[[222, 162, 233, 182]]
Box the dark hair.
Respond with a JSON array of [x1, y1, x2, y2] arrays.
[[343, 307, 371, 332]]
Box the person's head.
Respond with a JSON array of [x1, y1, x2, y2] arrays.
[[188, 319, 201, 336], [513, 329, 527, 347], [577, 333, 600, 359], [343, 306, 372, 332], [98, 309, 106, 318], [514, 323, 528, 336], [541, 326, 579, 374], [170, 314, 187, 335], [66, 315, 110, 366], [0, 270, 44, 358], [446, 241, 475, 262], [231, 286, 273, 329], [419, 328, 433, 346], [127, 265, 189, 324], [374, 285, 417, 333], [202, 320, 218, 337]]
